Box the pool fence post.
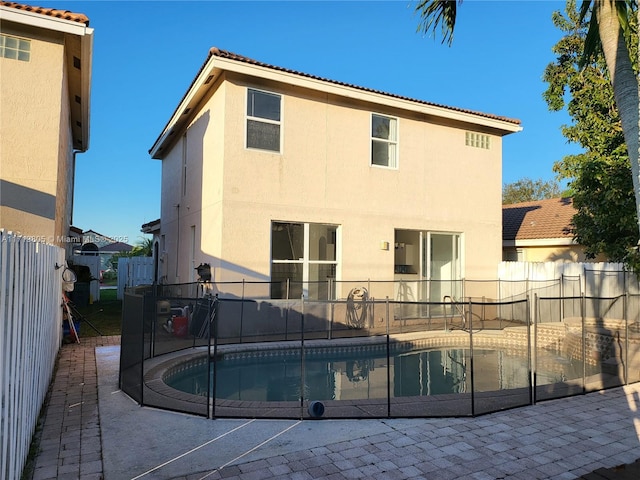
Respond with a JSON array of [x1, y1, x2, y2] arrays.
[[469, 297, 475, 416], [386, 296, 391, 418], [329, 298, 334, 340], [139, 294, 147, 406], [624, 291, 629, 385], [560, 274, 564, 321], [239, 279, 245, 343], [210, 297, 217, 419], [150, 294, 156, 359], [526, 294, 532, 406], [581, 293, 586, 393], [300, 293, 305, 419], [285, 279, 290, 341], [533, 294, 538, 404]]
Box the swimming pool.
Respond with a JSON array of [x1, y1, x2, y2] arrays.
[[164, 345, 593, 403]]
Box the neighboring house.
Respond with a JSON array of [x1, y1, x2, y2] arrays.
[[149, 47, 521, 301], [74, 229, 133, 270], [100, 241, 133, 268], [0, 2, 93, 256], [502, 197, 606, 262]]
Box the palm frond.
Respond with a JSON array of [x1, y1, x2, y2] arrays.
[[579, 0, 635, 67], [579, 0, 601, 67], [415, 0, 461, 45]]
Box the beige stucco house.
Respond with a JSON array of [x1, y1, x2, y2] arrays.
[[150, 47, 521, 301], [0, 2, 93, 254]]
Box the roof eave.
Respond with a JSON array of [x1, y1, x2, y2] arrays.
[[150, 52, 219, 159], [77, 29, 93, 152], [149, 52, 522, 159]]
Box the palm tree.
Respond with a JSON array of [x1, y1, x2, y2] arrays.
[[582, 1, 639, 239], [131, 237, 153, 257], [415, 0, 640, 242]]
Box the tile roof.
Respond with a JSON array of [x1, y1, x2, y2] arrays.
[[141, 218, 160, 233], [99, 241, 133, 253], [503, 197, 575, 241], [1, 1, 89, 25], [206, 47, 521, 126]]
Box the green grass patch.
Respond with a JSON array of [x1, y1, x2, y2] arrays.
[[75, 288, 122, 336]]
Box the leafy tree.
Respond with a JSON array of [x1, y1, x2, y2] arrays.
[[543, 0, 639, 267], [502, 178, 563, 205], [414, 0, 640, 255]]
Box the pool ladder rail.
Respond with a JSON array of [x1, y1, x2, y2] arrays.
[[443, 295, 467, 330]]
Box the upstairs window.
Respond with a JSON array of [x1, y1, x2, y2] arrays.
[[246, 88, 281, 152], [0, 34, 30, 62], [371, 114, 398, 168]]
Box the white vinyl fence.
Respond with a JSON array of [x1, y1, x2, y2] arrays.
[[0, 231, 65, 480], [117, 256, 154, 299], [498, 261, 640, 300]]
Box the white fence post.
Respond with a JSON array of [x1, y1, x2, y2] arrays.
[[0, 230, 64, 480]]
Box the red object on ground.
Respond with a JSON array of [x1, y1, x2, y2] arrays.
[[173, 316, 188, 337]]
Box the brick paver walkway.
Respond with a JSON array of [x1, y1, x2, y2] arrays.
[[26, 336, 119, 480], [23, 335, 640, 479]]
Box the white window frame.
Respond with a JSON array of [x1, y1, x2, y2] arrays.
[[370, 113, 399, 169], [245, 87, 282, 153], [271, 222, 340, 299]]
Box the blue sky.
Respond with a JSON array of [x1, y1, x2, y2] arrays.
[[46, 0, 581, 245]]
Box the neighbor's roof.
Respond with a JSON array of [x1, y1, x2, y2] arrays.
[[0, 1, 89, 25], [150, 47, 522, 158], [503, 197, 575, 241], [141, 218, 160, 234], [100, 241, 133, 253]]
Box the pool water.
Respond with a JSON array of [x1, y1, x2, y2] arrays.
[[165, 347, 597, 402]]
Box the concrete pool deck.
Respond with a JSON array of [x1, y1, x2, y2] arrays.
[[26, 336, 640, 479]]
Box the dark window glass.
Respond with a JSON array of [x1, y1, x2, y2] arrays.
[[271, 222, 304, 260], [247, 89, 280, 121], [247, 120, 280, 152]]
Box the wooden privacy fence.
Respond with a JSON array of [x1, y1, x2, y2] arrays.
[[0, 230, 65, 480]]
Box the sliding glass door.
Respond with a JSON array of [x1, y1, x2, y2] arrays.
[[425, 232, 462, 303]]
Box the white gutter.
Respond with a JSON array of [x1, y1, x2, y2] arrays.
[[0, 6, 92, 36], [503, 238, 577, 248]]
